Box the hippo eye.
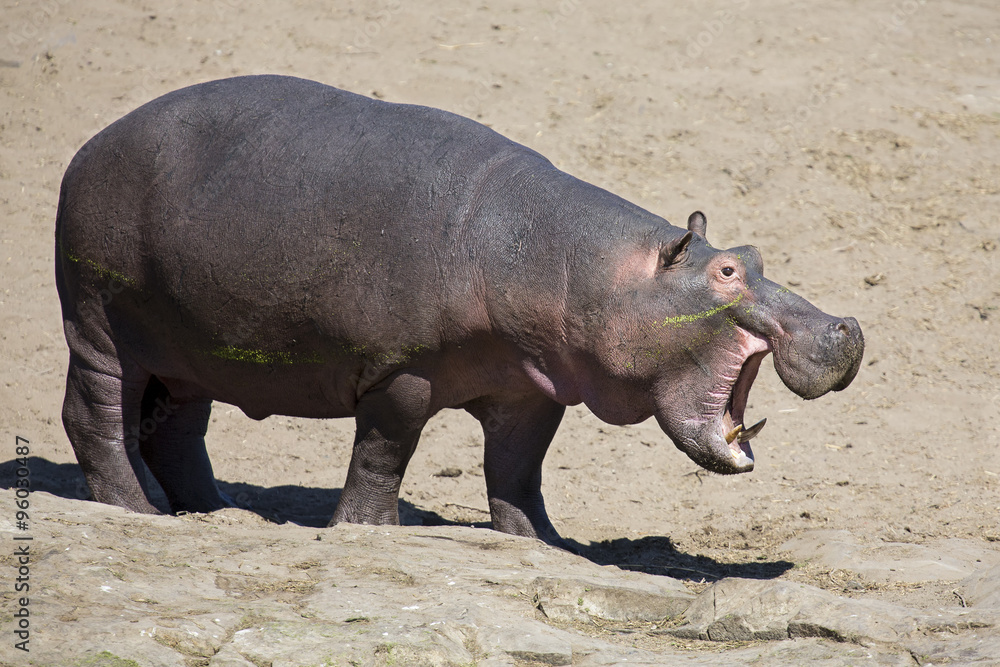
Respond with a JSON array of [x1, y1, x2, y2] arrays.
[[721, 266, 735, 278]]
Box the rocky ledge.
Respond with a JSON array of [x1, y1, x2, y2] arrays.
[[1, 491, 998, 666]]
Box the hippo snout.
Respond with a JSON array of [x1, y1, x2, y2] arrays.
[[773, 314, 865, 401], [824, 317, 864, 392]]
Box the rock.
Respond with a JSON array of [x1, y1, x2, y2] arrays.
[[4, 491, 1000, 666], [148, 614, 237, 658], [781, 529, 1000, 584], [209, 645, 259, 667], [904, 634, 1000, 665], [531, 574, 694, 623], [750, 638, 916, 666], [485, 625, 574, 665], [671, 576, 1000, 647], [671, 578, 833, 641], [959, 563, 1000, 608], [227, 619, 480, 667]]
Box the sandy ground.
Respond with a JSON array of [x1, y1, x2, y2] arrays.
[[2, 0, 1000, 651]]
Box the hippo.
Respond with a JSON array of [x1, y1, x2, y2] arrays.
[[56, 75, 864, 546]]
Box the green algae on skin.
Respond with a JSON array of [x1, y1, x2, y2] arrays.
[[629, 313, 741, 372], [656, 294, 743, 328], [210, 346, 324, 365], [341, 343, 429, 366], [63, 249, 137, 287], [210, 343, 429, 366]]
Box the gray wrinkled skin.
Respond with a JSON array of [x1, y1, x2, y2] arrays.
[[56, 75, 864, 546]]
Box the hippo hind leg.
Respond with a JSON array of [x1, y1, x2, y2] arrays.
[[138, 376, 228, 514], [62, 349, 160, 513]]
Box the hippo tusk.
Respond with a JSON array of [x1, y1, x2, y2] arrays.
[[725, 424, 743, 444], [738, 418, 767, 443]]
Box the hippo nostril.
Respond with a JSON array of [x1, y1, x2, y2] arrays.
[[836, 322, 851, 336]]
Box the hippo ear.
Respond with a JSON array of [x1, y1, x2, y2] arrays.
[[687, 211, 708, 238], [659, 230, 693, 269]]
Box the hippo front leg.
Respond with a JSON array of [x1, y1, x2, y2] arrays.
[[469, 394, 566, 547], [330, 372, 431, 527]]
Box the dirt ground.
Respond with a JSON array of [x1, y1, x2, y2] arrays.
[[2, 0, 999, 657]]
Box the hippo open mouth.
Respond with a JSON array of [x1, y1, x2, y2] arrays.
[[700, 329, 772, 473], [720, 345, 770, 470], [656, 327, 776, 475]]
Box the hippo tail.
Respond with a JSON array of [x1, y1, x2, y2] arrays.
[[54, 177, 72, 322]]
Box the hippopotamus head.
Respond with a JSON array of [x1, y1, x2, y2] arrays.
[[572, 211, 864, 475]]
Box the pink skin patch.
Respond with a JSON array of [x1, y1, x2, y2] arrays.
[[523, 359, 582, 406], [614, 247, 660, 282], [718, 329, 771, 461], [688, 327, 769, 419]]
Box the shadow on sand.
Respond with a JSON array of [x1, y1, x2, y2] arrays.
[[2, 457, 792, 582]]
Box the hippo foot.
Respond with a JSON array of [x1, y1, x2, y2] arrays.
[[328, 496, 402, 528], [488, 497, 572, 550], [87, 484, 162, 515]]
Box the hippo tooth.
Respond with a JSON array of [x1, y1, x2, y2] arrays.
[[738, 418, 767, 443], [725, 424, 743, 445]]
